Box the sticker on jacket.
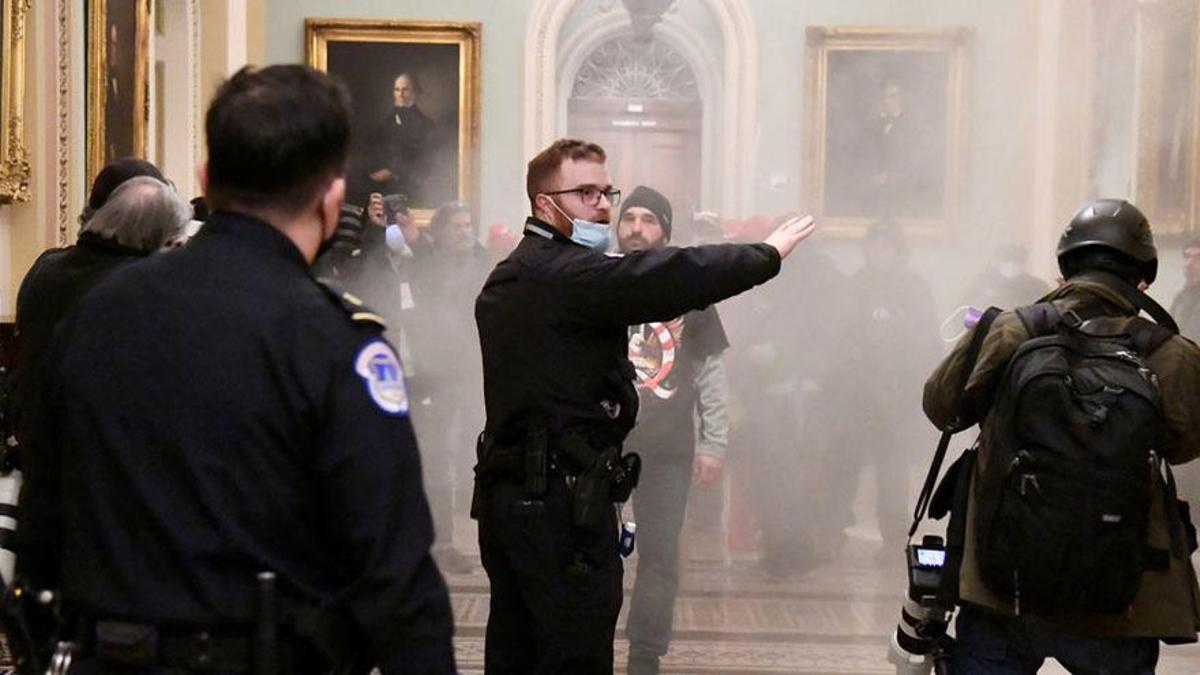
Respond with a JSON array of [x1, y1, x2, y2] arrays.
[[355, 340, 409, 415]]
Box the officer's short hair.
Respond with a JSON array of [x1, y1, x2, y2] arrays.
[[526, 139, 607, 213], [82, 176, 190, 251], [205, 65, 351, 215]]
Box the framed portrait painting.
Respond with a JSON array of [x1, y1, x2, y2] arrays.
[[0, 0, 31, 203], [1128, 0, 1200, 236], [804, 27, 970, 234], [86, 0, 151, 184], [306, 19, 481, 223]]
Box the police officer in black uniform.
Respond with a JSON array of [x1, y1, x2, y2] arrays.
[[18, 65, 455, 673], [472, 138, 817, 673]]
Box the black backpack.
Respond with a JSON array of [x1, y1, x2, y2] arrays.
[[973, 301, 1176, 615]]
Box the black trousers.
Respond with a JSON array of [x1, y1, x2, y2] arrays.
[[477, 476, 623, 674], [626, 454, 692, 658]]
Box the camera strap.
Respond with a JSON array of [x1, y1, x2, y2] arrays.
[[908, 306, 1001, 539]]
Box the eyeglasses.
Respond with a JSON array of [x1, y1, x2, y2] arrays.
[[543, 185, 621, 209]]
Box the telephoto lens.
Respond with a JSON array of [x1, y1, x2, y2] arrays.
[[888, 535, 953, 675], [887, 589, 938, 675]]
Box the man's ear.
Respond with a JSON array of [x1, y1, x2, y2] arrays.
[[534, 193, 556, 222], [198, 163, 209, 197], [320, 177, 346, 237]]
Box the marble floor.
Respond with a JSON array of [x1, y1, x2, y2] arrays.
[[443, 518, 1200, 674]]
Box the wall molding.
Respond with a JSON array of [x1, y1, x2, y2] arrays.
[[56, 0, 70, 245]]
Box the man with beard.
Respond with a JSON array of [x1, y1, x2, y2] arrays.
[[616, 187, 730, 675], [408, 201, 490, 574]]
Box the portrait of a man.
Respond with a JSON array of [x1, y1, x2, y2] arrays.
[[825, 52, 947, 219], [308, 20, 481, 215], [360, 71, 443, 206], [805, 28, 968, 232]]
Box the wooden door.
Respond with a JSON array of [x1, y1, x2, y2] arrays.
[[569, 99, 703, 227]]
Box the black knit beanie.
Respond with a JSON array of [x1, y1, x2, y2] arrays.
[[619, 186, 673, 240]]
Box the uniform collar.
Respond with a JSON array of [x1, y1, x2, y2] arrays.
[[195, 210, 311, 271], [524, 216, 575, 245]]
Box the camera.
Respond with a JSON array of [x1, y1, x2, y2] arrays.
[[382, 193, 410, 224], [888, 535, 953, 675]]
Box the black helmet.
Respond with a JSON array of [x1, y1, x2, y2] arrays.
[[1057, 199, 1157, 282], [1057, 199, 1155, 262]]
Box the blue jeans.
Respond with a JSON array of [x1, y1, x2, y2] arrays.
[[952, 606, 1159, 674]]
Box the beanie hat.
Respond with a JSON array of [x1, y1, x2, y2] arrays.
[[619, 186, 673, 240]]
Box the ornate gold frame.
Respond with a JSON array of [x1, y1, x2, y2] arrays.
[[0, 0, 32, 203], [804, 27, 970, 235], [305, 18, 482, 226], [86, 0, 150, 185], [1128, 0, 1200, 236]]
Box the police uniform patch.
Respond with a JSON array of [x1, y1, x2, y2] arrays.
[[354, 340, 409, 415]]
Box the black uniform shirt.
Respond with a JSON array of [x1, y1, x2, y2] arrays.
[[475, 217, 780, 446], [19, 211, 454, 672]]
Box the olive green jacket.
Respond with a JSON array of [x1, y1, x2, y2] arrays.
[[923, 280, 1200, 640]]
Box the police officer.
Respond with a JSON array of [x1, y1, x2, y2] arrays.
[[473, 138, 816, 673], [18, 65, 455, 673]]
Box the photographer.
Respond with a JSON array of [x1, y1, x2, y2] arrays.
[[915, 199, 1200, 674]]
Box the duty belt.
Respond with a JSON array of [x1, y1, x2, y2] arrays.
[[84, 620, 286, 672]]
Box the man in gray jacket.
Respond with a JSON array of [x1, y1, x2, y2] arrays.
[[618, 186, 731, 674]]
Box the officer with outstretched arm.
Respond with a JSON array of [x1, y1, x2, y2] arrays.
[[472, 138, 816, 674]]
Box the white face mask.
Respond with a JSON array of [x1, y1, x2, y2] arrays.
[[998, 262, 1021, 280]]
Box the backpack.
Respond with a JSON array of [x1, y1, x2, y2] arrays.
[[973, 301, 1176, 616]]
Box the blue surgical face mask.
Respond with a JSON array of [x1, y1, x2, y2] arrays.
[[550, 199, 611, 252]]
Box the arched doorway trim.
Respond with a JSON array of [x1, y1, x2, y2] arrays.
[[557, 13, 720, 210], [525, 0, 757, 214]]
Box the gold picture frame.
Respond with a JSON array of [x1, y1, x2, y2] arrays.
[[306, 18, 482, 225], [0, 0, 32, 204], [86, 0, 151, 185], [1128, 0, 1200, 236], [804, 27, 970, 235]]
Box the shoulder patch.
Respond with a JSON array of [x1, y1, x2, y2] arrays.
[[354, 340, 409, 415]]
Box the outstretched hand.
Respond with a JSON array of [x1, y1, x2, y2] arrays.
[[763, 215, 817, 260]]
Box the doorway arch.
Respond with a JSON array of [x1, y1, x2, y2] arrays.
[[525, 0, 757, 215]]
